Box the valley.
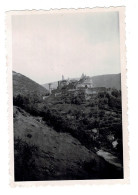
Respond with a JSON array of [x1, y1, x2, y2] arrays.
[[13, 71, 123, 181]]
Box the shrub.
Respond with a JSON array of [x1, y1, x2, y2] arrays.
[[14, 137, 39, 181], [111, 89, 120, 98]]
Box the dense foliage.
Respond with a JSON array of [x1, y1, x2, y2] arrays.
[[13, 88, 123, 161], [14, 137, 39, 181]]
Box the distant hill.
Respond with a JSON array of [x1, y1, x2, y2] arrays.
[[43, 81, 59, 90], [42, 73, 121, 90], [92, 73, 121, 90], [13, 71, 48, 98]]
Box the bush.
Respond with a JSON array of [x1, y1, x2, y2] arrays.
[[13, 90, 123, 164], [108, 96, 121, 109], [13, 94, 29, 107], [14, 137, 39, 181], [111, 89, 120, 98], [99, 110, 105, 117]]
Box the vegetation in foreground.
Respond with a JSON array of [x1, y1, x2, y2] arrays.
[[13, 71, 123, 180], [13, 88, 123, 164]]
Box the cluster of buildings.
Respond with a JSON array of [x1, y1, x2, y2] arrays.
[[44, 74, 109, 100], [57, 73, 94, 90]]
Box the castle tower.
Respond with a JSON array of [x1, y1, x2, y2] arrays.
[[90, 77, 94, 88], [81, 73, 85, 79], [62, 75, 64, 80], [48, 83, 52, 94]]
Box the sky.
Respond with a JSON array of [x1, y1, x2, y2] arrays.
[[12, 11, 120, 84]]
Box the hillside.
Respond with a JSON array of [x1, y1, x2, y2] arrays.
[[42, 73, 121, 90], [14, 106, 122, 181], [13, 71, 123, 180], [13, 71, 48, 98], [92, 73, 121, 90]]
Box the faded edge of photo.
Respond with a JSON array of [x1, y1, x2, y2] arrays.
[[6, 7, 129, 187]]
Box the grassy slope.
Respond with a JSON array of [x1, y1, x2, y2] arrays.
[[14, 106, 122, 181], [13, 71, 48, 97]]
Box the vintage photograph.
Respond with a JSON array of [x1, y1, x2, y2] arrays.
[[8, 8, 126, 182]]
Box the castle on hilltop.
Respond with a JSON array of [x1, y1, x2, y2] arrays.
[[57, 73, 94, 90], [76, 73, 94, 89], [46, 73, 108, 99]]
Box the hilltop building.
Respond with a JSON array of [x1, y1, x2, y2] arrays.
[[62, 75, 64, 80], [57, 73, 94, 90], [76, 74, 94, 89], [57, 75, 70, 89], [48, 83, 52, 94], [43, 73, 115, 103], [50, 73, 109, 100]]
